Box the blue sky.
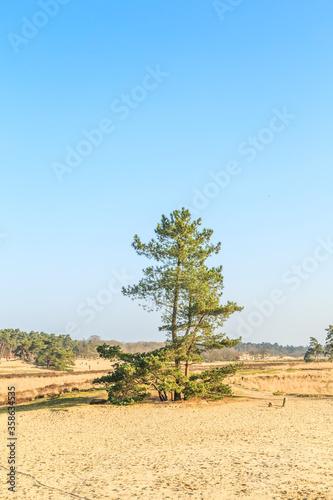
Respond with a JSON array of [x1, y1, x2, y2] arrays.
[[1, 1, 332, 345]]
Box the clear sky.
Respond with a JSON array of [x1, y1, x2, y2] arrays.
[[1, 1, 332, 345]]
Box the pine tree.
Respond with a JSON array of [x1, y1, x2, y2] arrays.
[[324, 325, 333, 361], [95, 208, 243, 403], [165, 263, 242, 376], [304, 337, 323, 362], [122, 208, 222, 341]]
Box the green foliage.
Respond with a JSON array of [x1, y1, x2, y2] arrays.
[[234, 341, 306, 360], [122, 208, 242, 347], [0, 329, 77, 371], [35, 339, 75, 371], [304, 337, 323, 362], [94, 343, 242, 404], [119, 208, 243, 402], [324, 325, 333, 361], [94, 343, 185, 404], [184, 364, 241, 400], [95, 208, 244, 404], [0, 329, 20, 360]]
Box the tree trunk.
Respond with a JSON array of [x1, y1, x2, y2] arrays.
[[172, 258, 183, 401], [158, 391, 168, 402], [171, 258, 181, 343]]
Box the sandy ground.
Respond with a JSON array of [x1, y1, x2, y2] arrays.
[[1, 396, 333, 499]]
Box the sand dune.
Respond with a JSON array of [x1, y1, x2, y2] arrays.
[[1, 396, 332, 499]]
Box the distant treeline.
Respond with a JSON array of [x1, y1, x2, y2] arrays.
[[0, 329, 165, 370], [100, 340, 307, 361], [0, 329, 77, 370], [185, 341, 307, 362], [235, 341, 306, 360], [0, 329, 307, 371], [105, 340, 306, 361]]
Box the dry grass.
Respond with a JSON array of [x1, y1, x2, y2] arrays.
[[2, 359, 333, 405], [0, 358, 113, 404], [1, 359, 332, 498], [232, 362, 333, 395]]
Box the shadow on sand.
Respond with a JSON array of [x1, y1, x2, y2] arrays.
[[0, 390, 108, 414]]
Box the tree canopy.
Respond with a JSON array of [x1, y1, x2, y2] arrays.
[[324, 326, 333, 361], [304, 337, 323, 362], [0, 329, 78, 370], [95, 208, 243, 403]]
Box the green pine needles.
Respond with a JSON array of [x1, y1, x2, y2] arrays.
[[94, 208, 243, 403], [304, 326, 333, 362], [324, 325, 333, 361]]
